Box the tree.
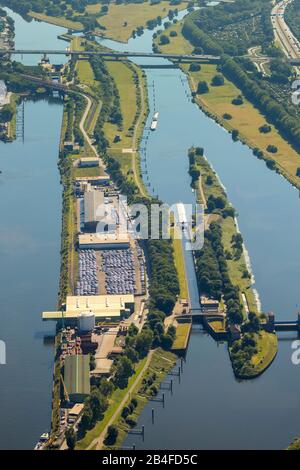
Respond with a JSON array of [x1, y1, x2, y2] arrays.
[[114, 356, 134, 388], [125, 346, 139, 363], [161, 334, 174, 350], [65, 428, 77, 451], [211, 74, 224, 86], [0, 104, 13, 123], [104, 425, 118, 445], [135, 329, 153, 357], [189, 63, 201, 72], [197, 81, 209, 94], [159, 34, 170, 45]]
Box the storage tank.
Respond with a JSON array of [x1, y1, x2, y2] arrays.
[[78, 312, 95, 332]]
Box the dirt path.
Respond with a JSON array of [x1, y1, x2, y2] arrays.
[[79, 93, 105, 167], [88, 350, 154, 450]]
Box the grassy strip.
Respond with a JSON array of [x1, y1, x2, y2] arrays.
[[76, 357, 148, 450], [102, 349, 177, 449], [172, 323, 191, 350], [194, 154, 258, 316], [7, 93, 19, 140], [172, 234, 189, 300], [29, 11, 83, 30]]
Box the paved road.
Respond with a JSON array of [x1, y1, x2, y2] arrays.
[[271, 0, 300, 65]]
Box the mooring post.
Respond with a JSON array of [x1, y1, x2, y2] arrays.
[[162, 393, 165, 408], [170, 379, 173, 394], [133, 444, 136, 451], [152, 408, 154, 424], [142, 425, 145, 441], [178, 367, 181, 383], [180, 357, 184, 372]]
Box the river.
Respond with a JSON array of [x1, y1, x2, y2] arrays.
[[0, 10, 66, 450], [1, 6, 300, 450]]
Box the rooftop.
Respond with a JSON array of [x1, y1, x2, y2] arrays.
[[64, 355, 90, 400]]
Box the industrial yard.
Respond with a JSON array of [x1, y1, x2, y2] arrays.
[[39, 156, 150, 450]]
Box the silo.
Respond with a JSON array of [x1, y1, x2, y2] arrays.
[[78, 312, 95, 332]]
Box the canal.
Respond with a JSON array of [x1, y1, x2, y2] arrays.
[[0, 10, 66, 449], [101, 12, 300, 450]]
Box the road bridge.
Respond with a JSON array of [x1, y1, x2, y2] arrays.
[[0, 49, 220, 63]]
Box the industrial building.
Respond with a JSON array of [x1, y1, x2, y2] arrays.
[[42, 294, 135, 323], [79, 157, 100, 168], [78, 232, 130, 250], [64, 355, 90, 403], [84, 188, 105, 231], [75, 175, 110, 186]]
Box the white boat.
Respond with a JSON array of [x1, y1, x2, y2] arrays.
[[150, 120, 157, 131], [34, 432, 49, 450], [153, 112, 159, 121]]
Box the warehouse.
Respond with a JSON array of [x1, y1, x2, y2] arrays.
[[79, 157, 99, 168], [84, 188, 105, 231], [64, 355, 90, 403], [78, 233, 130, 250], [42, 294, 135, 322]]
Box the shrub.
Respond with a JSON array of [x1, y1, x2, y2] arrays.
[[197, 81, 209, 94]]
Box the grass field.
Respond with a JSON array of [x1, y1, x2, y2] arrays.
[[154, 22, 193, 54], [250, 331, 278, 373], [172, 323, 191, 350], [98, 1, 186, 42], [222, 216, 258, 315], [173, 233, 189, 300], [104, 61, 138, 149]]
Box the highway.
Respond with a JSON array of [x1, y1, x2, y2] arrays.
[[271, 0, 300, 64]]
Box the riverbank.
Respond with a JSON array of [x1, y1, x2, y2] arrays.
[[101, 349, 177, 450], [28, 2, 187, 43], [154, 21, 300, 191]]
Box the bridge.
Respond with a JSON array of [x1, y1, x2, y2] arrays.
[[20, 74, 70, 93], [0, 49, 220, 63]]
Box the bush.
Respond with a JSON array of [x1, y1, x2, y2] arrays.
[[232, 129, 239, 141], [197, 81, 209, 94], [266, 144, 278, 153], [259, 124, 271, 134], [189, 63, 201, 72], [223, 113, 232, 120], [232, 96, 243, 106], [104, 425, 118, 446], [211, 74, 224, 86]]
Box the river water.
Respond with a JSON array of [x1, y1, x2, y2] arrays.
[[0, 10, 65, 450], [1, 7, 300, 449]]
